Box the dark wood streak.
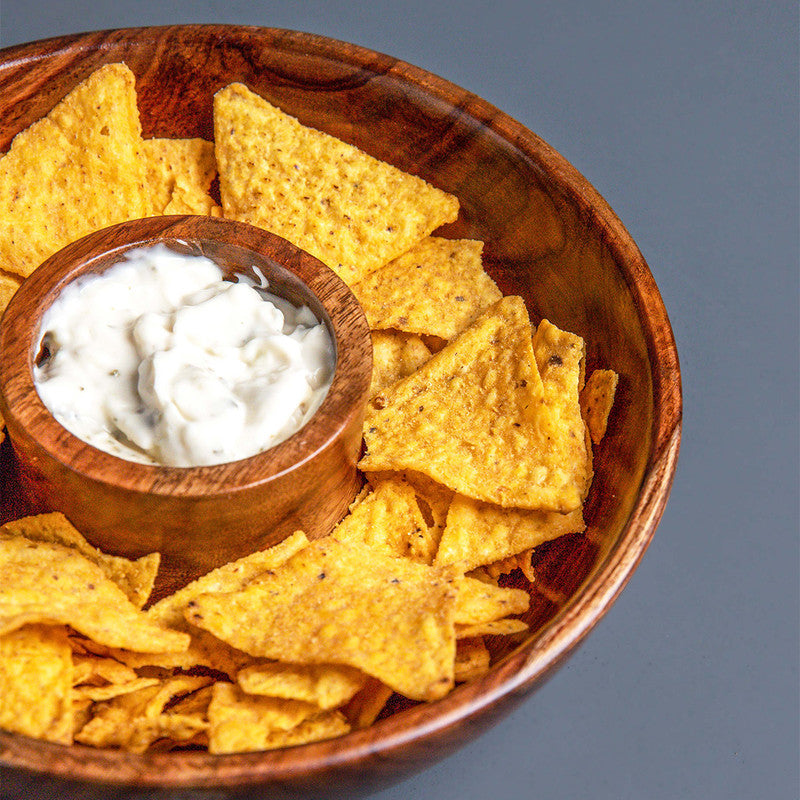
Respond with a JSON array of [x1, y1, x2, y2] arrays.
[[0, 25, 681, 796]]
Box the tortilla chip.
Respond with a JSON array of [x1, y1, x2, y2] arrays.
[[452, 575, 529, 626], [0, 63, 150, 278], [435, 495, 585, 573], [237, 662, 365, 710], [341, 677, 394, 729], [208, 682, 349, 754], [332, 478, 430, 561], [0, 534, 188, 653], [361, 297, 587, 512], [147, 531, 309, 632], [0, 624, 73, 743], [352, 237, 501, 339], [0, 272, 21, 316], [1, 512, 159, 608], [74, 677, 161, 703], [455, 618, 529, 639], [213, 83, 459, 285], [454, 637, 491, 683], [369, 330, 432, 397], [533, 319, 592, 499], [580, 368, 619, 444], [72, 653, 138, 687], [484, 549, 537, 583], [142, 137, 220, 216], [75, 676, 212, 752], [186, 536, 457, 701]]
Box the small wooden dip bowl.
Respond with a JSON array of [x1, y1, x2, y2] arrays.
[[0, 215, 372, 592]]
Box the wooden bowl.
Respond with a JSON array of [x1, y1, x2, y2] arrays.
[[0, 215, 372, 591], [0, 25, 681, 797]]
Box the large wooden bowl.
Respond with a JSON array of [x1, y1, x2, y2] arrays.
[[0, 25, 681, 797]]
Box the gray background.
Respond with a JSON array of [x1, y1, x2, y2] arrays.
[[1, 1, 797, 799]]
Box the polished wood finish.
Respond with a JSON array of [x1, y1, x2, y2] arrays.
[[0, 26, 681, 796], [0, 216, 372, 590]]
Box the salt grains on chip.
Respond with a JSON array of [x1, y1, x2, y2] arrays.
[[213, 83, 460, 286]]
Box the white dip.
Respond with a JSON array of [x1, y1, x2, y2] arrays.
[[34, 244, 335, 467]]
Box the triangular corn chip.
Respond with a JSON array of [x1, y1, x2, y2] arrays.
[[0, 63, 150, 277], [1, 513, 159, 609], [185, 536, 457, 701], [0, 625, 73, 743], [352, 237, 501, 339], [361, 296, 587, 511], [213, 83, 459, 285], [0, 534, 188, 653], [435, 495, 585, 573], [142, 137, 220, 216], [369, 330, 432, 397], [237, 662, 365, 710], [208, 682, 349, 754], [580, 368, 619, 444], [332, 477, 429, 560]]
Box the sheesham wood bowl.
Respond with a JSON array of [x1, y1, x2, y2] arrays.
[[0, 25, 681, 799], [0, 215, 372, 591]]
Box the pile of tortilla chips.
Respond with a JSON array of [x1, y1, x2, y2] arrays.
[[0, 64, 618, 754]]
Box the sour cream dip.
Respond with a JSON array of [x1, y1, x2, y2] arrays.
[[33, 244, 335, 467]]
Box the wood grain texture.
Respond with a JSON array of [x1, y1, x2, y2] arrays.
[[0, 25, 681, 796]]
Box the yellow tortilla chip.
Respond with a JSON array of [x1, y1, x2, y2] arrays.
[[0, 624, 73, 743], [456, 618, 529, 639], [452, 575, 530, 625], [72, 653, 138, 687], [454, 637, 491, 683], [352, 237, 501, 339], [237, 662, 365, 710], [142, 137, 220, 216], [361, 297, 586, 512], [332, 478, 430, 561], [0, 272, 21, 316], [484, 549, 537, 583], [581, 368, 619, 444], [1, 512, 159, 609], [0, 63, 150, 277], [435, 495, 585, 573], [0, 534, 189, 653], [186, 536, 457, 701], [533, 319, 593, 499], [147, 530, 309, 631], [208, 682, 349, 754], [341, 677, 394, 729], [369, 330, 432, 398], [213, 83, 459, 285], [75, 676, 212, 752]]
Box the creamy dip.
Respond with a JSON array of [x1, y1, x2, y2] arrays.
[[34, 244, 335, 467]]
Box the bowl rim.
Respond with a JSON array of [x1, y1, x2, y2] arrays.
[[0, 23, 682, 790]]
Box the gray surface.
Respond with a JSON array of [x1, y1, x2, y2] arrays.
[[1, 1, 798, 798]]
